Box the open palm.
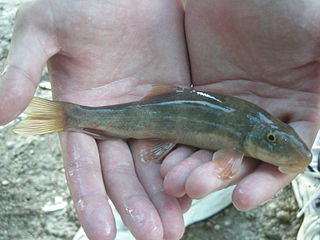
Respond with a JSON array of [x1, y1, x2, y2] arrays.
[[162, 0, 320, 214], [1, 0, 319, 240]]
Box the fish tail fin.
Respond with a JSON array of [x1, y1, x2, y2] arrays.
[[13, 97, 66, 135]]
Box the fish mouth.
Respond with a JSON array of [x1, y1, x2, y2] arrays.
[[298, 147, 312, 163], [278, 165, 306, 174], [278, 154, 311, 174], [295, 139, 312, 162], [279, 145, 313, 174]]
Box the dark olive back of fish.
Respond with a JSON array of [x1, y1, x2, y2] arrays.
[[64, 89, 276, 151]]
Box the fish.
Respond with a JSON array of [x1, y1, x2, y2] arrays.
[[13, 85, 312, 177]]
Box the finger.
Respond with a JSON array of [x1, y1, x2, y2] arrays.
[[232, 121, 318, 210], [160, 145, 196, 178], [99, 139, 163, 240], [178, 195, 193, 213], [136, 162, 185, 240], [60, 132, 116, 240], [163, 150, 213, 197], [232, 163, 295, 210], [185, 157, 259, 199], [0, 2, 58, 124], [131, 140, 185, 240]]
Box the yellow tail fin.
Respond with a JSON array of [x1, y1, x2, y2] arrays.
[[13, 97, 65, 135]]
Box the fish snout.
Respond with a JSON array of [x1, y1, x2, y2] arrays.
[[290, 135, 312, 165], [297, 145, 312, 165], [278, 144, 312, 174], [287, 147, 312, 173]]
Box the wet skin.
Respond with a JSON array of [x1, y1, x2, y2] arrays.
[[1, 1, 320, 240]]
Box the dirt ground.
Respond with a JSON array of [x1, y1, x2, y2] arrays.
[[0, 1, 302, 239]]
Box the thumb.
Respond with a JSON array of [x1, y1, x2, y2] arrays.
[[0, 2, 59, 125]]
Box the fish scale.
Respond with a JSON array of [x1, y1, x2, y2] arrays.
[[13, 86, 312, 175]]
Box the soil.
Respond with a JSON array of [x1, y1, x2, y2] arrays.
[[0, 1, 302, 239]]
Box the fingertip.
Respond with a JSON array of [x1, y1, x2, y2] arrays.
[[133, 215, 164, 240], [121, 196, 164, 240], [100, 140, 164, 240], [60, 133, 116, 239], [151, 194, 188, 240], [132, 144, 186, 240], [231, 164, 295, 211], [76, 195, 116, 240], [186, 156, 259, 200], [0, 0, 59, 125], [231, 185, 254, 211], [231, 169, 273, 211], [164, 226, 185, 240], [185, 183, 212, 200], [160, 146, 195, 178], [0, 66, 37, 125], [185, 174, 206, 199], [150, 194, 185, 240], [178, 195, 192, 213], [163, 150, 212, 197], [163, 168, 186, 198], [185, 163, 221, 199]]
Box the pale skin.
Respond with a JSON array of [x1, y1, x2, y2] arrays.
[[0, 0, 320, 239]]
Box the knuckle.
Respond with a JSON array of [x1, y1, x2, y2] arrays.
[[65, 157, 99, 178], [104, 162, 133, 176], [4, 64, 36, 88]]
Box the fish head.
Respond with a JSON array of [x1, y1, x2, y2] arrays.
[[243, 121, 312, 174]]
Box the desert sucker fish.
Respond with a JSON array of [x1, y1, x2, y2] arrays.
[[13, 85, 312, 177]]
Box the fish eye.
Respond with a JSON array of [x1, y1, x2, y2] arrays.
[[267, 132, 276, 142]]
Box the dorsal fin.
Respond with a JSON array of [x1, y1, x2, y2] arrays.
[[141, 84, 184, 100]]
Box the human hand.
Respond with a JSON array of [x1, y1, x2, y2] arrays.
[[2, 0, 320, 239], [162, 0, 320, 211], [0, 0, 191, 239]]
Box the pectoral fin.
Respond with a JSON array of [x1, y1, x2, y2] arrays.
[[130, 139, 176, 163], [212, 148, 244, 180]]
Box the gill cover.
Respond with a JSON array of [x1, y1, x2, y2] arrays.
[[243, 122, 298, 166]]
